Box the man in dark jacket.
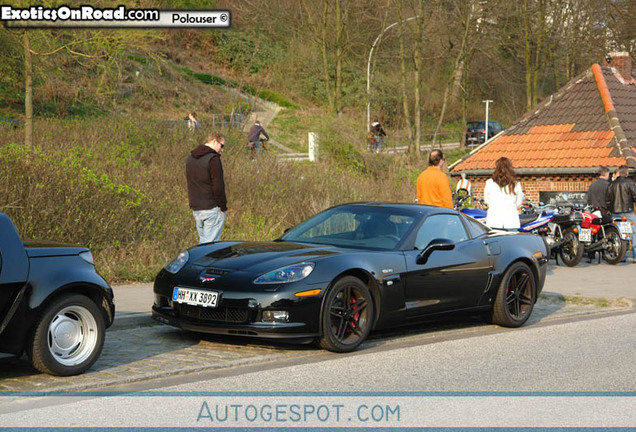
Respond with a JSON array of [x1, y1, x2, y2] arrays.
[[587, 166, 611, 216], [247, 120, 269, 156], [607, 164, 636, 261], [185, 132, 227, 244]]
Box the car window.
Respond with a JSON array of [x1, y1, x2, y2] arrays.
[[282, 206, 417, 250], [414, 214, 469, 249], [461, 213, 489, 238]]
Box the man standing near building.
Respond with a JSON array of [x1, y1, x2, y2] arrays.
[[587, 166, 611, 216], [607, 164, 636, 262], [416, 149, 453, 208], [186, 132, 227, 244]]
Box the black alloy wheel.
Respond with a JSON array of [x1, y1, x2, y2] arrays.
[[602, 226, 627, 265], [559, 227, 584, 267], [492, 262, 536, 327], [319, 276, 374, 353]]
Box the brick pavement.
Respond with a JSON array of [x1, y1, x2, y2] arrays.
[[0, 293, 631, 393]]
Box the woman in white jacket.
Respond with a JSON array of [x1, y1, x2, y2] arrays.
[[484, 157, 524, 229]]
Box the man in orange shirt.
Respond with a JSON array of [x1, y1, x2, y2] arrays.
[[416, 149, 453, 208]]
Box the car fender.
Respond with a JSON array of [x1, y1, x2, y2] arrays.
[[316, 267, 380, 337], [482, 235, 546, 303], [27, 256, 114, 325], [314, 253, 407, 335]]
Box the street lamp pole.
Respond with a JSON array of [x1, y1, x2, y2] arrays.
[[366, 16, 419, 132], [482, 99, 493, 142]]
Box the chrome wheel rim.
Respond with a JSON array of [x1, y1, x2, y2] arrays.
[[47, 305, 99, 366], [561, 231, 579, 262], [604, 230, 621, 259]]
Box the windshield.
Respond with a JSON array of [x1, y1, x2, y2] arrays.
[[281, 205, 419, 250], [467, 122, 484, 131]]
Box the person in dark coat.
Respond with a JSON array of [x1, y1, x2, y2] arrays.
[[185, 132, 227, 243], [371, 119, 386, 153], [247, 120, 270, 156], [607, 164, 636, 262], [587, 166, 611, 216]]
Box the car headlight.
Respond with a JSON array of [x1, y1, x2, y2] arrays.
[[254, 263, 315, 284], [164, 251, 189, 274]]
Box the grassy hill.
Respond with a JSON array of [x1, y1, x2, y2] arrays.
[[0, 27, 469, 282]]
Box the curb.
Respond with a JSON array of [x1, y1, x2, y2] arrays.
[[108, 313, 156, 332]]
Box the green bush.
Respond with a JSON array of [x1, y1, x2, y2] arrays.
[[0, 115, 425, 282]]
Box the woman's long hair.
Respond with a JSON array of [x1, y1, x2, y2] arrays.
[[492, 157, 517, 194]]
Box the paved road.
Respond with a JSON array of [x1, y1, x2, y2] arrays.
[[1, 312, 635, 428], [0, 261, 632, 394]]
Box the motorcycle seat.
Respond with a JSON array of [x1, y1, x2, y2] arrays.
[[519, 213, 539, 225], [552, 214, 572, 223]]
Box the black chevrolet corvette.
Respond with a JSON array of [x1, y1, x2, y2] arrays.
[[153, 203, 549, 352]]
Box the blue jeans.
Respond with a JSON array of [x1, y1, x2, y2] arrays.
[[193, 207, 225, 244], [252, 141, 262, 154], [614, 211, 636, 259]]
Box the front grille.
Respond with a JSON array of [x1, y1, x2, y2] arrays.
[[175, 304, 249, 323]]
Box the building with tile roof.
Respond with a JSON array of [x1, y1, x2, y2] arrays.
[[450, 52, 636, 204]]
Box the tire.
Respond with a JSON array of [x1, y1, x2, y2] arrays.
[[319, 276, 374, 353], [602, 226, 627, 265], [491, 262, 536, 327], [28, 294, 105, 376], [559, 227, 584, 267]]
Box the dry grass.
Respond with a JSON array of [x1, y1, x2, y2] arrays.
[[1, 115, 438, 282]]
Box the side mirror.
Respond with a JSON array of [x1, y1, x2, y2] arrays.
[[416, 238, 455, 264]]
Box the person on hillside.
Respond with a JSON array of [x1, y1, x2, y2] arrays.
[[416, 149, 453, 208], [606, 164, 636, 262], [587, 166, 611, 216], [185, 132, 228, 244], [483, 157, 524, 230], [371, 119, 386, 153], [247, 120, 269, 157], [186, 112, 200, 131]]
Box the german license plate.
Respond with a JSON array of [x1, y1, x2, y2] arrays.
[[172, 287, 219, 308], [618, 222, 632, 239], [579, 228, 592, 243]]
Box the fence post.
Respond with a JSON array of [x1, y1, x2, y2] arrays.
[[308, 132, 318, 162]]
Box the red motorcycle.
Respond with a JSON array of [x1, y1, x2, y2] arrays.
[[571, 207, 630, 265]]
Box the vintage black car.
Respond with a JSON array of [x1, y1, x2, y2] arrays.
[[0, 213, 114, 375], [153, 203, 549, 352]]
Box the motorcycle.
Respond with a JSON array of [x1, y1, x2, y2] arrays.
[[573, 206, 630, 265], [460, 200, 582, 266]]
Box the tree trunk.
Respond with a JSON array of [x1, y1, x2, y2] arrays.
[[433, 0, 473, 147], [413, 0, 425, 155], [321, 0, 335, 112], [335, 0, 343, 115], [532, 0, 545, 107], [522, 0, 533, 111], [24, 30, 33, 149], [396, 0, 414, 154]]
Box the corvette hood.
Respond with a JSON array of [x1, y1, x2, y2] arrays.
[[190, 241, 341, 272]]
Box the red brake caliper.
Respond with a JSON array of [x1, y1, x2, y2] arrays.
[[350, 296, 359, 330]]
